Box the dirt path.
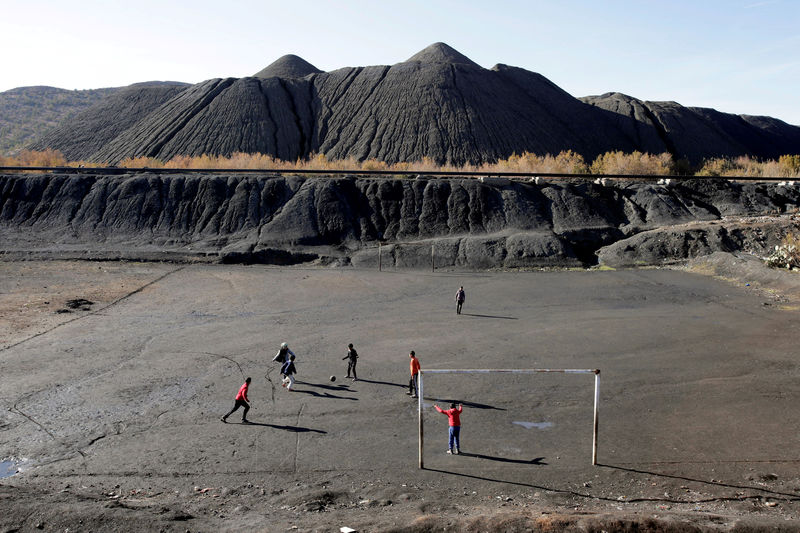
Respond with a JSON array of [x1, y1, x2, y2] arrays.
[[2, 261, 800, 531]]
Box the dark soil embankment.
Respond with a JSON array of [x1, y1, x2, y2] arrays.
[[1, 173, 799, 268]]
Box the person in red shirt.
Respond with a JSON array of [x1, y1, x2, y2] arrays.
[[434, 402, 463, 454], [407, 351, 420, 398], [221, 377, 251, 424]]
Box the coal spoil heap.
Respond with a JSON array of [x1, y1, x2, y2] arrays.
[[31, 43, 800, 165], [2, 173, 799, 268], [253, 54, 323, 78], [31, 81, 189, 161]]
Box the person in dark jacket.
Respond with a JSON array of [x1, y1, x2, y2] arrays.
[[280, 355, 297, 391], [343, 343, 359, 380], [272, 342, 296, 364], [455, 286, 465, 314]]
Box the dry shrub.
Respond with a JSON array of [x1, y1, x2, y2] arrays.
[[698, 154, 800, 178], [8, 149, 68, 167], [590, 151, 673, 175], [118, 156, 164, 168], [476, 150, 589, 174], [4, 150, 800, 179]]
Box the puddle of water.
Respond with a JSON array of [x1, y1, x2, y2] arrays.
[[513, 421, 553, 430], [0, 460, 18, 479]]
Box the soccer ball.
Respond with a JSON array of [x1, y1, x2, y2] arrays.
[[329, 375, 336, 382]]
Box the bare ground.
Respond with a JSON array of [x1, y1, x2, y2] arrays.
[[2, 257, 800, 532]]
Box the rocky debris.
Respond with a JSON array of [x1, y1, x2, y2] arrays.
[[28, 44, 800, 165], [1, 173, 799, 268]]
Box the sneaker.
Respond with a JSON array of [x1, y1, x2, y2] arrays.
[[454, 448, 460, 455], [220, 417, 227, 423], [446, 449, 452, 454], [242, 419, 250, 424], [411, 395, 418, 398]]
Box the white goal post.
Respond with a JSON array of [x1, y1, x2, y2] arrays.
[[417, 368, 600, 468]]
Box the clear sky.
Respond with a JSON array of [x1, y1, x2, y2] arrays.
[[2, 0, 798, 125]]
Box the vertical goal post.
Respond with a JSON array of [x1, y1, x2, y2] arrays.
[[417, 368, 600, 469]]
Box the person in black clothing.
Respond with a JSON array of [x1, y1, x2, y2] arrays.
[[272, 342, 295, 364], [343, 343, 359, 380], [455, 286, 465, 315]]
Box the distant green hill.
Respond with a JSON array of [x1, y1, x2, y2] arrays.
[[0, 86, 118, 155]]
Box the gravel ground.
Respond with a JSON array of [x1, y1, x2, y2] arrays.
[[1, 258, 800, 532]]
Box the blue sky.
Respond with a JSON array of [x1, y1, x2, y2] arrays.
[[2, 0, 798, 124]]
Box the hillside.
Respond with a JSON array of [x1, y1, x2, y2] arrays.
[[0, 86, 117, 155], [1, 172, 798, 268], [16, 43, 800, 165], [30, 81, 188, 161], [581, 92, 800, 161]]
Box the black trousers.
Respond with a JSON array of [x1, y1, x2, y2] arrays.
[[409, 374, 418, 396], [224, 399, 250, 420], [347, 360, 357, 378]]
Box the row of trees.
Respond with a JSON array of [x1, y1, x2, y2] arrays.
[[2, 149, 800, 177]]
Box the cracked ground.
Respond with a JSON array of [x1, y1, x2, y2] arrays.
[[1, 261, 800, 532]]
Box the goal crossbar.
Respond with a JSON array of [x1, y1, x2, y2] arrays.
[[417, 368, 600, 468]]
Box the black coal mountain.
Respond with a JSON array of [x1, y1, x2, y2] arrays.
[[31, 43, 800, 165]]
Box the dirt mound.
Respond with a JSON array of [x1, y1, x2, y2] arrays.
[[28, 43, 800, 165], [582, 92, 800, 162], [30, 82, 189, 161], [2, 173, 799, 268], [253, 54, 323, 78]]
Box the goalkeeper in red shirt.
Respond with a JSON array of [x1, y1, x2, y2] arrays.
[[434, 402, 462, 454]]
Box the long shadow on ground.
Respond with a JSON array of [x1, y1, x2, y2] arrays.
[[290, 389, 358, 401], [355, 378, 405, 388], [599, 463, 800, 499], [295, 380, 350, 391], [426, 397, 506, 411], [232, 421, 327, 433], [457, 452, 546, 464], [461, 313, 517, 320]]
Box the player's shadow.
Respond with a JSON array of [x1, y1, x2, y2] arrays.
[[459, 452, 546, 465], [598, 463, 800, 499], [356, 378, 406, 388], [238, 421, 326, 433], [291, 389, 358, 401], [461, 313, 517, 320], [427, 397, 505, 411], [295, 380, 350, 392]]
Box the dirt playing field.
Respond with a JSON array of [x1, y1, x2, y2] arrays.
[[2, 260, 800, 532]]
